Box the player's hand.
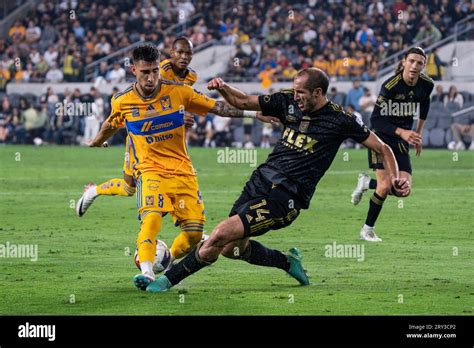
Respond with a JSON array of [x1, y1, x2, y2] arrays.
[[415, 142, 422, 157], [207, 77, 226, 90], [399, 129, 422, 146], [256, 112, 281, 126], [184, 114, 195, 129], [87, 140, 108, 147], [391, 177, 410, 197]]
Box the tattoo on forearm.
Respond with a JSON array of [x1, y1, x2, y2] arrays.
[[211, 101, 244, 118]]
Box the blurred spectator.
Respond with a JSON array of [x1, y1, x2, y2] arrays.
[[212, 115, 232, 147], [0, 65, 11, 92], [345, 80, 364, 112], [0, 96, 12, 143], [359, 87, 377, 114], [243, 117, 254, 148], [414, 21, 442, 46], [431, 85, 446, 102], [107, 63, 126, 84], [82, 87, 103, 145], [448, 123, 474, 151], [426, 47, 446, 81], [44, 46, 59, 67], [261, 122, 273, 148], [328, 87, 345, 106], [22, 101, 46, 144], [46, 62, 64, 83], [444, 86, 464, 109]]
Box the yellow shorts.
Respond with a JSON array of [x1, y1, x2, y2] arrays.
[[123, 136, 136, 178], [135, 172, 206, 223]]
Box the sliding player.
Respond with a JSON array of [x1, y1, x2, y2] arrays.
[[76, 37, 198, 218], [146, 68, 410, 293], [351, 47, 433, 242], [87, 43, 275, 289]]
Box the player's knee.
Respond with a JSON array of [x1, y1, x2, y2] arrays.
[[377, 181, 392, 196]]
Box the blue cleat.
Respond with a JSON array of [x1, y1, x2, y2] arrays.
[[133, 274, 154, 291], [146, 275, 173, 293], [287, 247, 310, 285]]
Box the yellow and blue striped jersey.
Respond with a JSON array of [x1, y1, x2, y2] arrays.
[[107, 80, 215, 176]]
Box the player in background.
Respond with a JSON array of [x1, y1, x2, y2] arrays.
[[76, 37, 197, 218], [350, 47, 434, 242], [145, 68, 409, 293], [87, 43, 276, 289]]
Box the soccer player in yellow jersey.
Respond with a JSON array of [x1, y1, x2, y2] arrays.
[[77, 37, 197, 218], [87, 43, 275, 289]]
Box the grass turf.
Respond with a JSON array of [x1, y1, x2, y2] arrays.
[[0, 146, 472, 315]]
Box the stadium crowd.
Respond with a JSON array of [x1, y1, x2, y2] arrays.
[[1, 0, 473, 88], [1, 0, 473, 148]]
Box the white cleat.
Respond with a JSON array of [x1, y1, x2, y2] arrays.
[[76, 183, 98, 217], [351, 173, 371, 205], [360, 225, 382, 242]]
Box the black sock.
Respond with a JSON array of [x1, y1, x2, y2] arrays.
[[365, 192, 386, 227], [369, 179, 377, 189], [164, 247, 212, 286], [242, 240, 290, 271]]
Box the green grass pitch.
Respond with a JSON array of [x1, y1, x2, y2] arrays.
[[0, 146, 472, 315]]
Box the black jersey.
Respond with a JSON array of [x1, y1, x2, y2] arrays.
[[258, 90, 370, 209], [371, 72, 434, 141]]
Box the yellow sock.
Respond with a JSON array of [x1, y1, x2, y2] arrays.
[[170, 220, 204, 259], [137, 212, 162, 263], [96, 178, 136, 196]]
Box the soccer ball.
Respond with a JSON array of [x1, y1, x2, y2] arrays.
[[134, 240, 171, 273]]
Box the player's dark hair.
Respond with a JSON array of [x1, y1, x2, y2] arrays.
[[395, 46, 426, 74], [172, 37, 193, 49], [295, 68, 329, 95], [132, 43, 160, 63]]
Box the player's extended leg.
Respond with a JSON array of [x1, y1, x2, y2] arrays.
[[76, 174, 136, 217], [146, 215, 245, 292], [133, 211, 162, 290], [220, 239, 309, 285], [360, 168, 392, 242]]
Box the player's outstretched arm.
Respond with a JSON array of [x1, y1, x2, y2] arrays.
[[88, 120, 119, 147], [362, 131, 410, 196], [210, 101, 279, 124], [208, 77, 261, 111]]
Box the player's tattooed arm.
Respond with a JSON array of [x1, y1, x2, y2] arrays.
[[208, 77, 261, 111], [88, 120, 119, 147], [210, 101, 246, 118]]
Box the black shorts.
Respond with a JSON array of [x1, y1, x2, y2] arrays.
[[229, 168, 301, 237], [368, 133, 412, 174]]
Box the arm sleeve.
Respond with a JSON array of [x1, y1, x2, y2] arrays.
[[185, 87, 216, 115], [370, 84, 398, 135], [105, 96, 125, 128], [342, 111, 371, 143], [420, 83, 434, 120], [258, 92, 287, 123]]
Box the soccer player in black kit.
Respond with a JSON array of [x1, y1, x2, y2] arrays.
[[146, 68, 410, 293], [351, 47, 434, 242]]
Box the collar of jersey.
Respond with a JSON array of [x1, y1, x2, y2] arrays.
[[133, 82, 161, 101]]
